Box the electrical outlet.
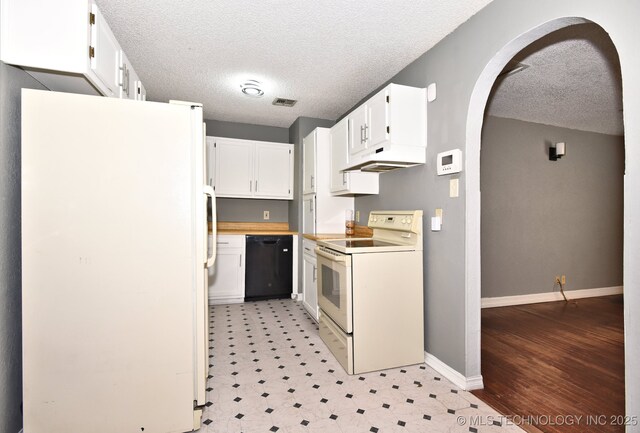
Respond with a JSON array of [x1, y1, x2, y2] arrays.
[[355, 211, 360, 223], [263, 210, 270, 220], [561, 275, 566, 285], [555, 275, 561, 284]]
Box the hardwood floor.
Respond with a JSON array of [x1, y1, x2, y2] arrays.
[[472, 295, 625, 433]]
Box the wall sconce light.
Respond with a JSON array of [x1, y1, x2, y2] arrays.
[[549, 142, 566, 161]]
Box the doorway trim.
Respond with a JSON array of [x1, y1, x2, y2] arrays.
[[463, 17, 605, 383]]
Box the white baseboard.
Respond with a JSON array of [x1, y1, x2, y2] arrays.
[[291, 293, 301, 301], [424, 352, 484, 391], [481, 285, 623, 309], [209, 297, 244, 305]]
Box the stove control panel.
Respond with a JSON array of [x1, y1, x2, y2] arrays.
[[368, 210, 423, 234]]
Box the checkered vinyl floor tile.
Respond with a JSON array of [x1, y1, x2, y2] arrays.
[[201, 299, 522, 433]]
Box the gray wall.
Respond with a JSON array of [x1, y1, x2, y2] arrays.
[[343, 2, 640, 409], [205, 118, 289, 143], [350, 44, 468, 374], [205, 119, 291, 223], [216, 198, 288, 223], [0, 62, 47, 433], [481, 116, 624, 298]]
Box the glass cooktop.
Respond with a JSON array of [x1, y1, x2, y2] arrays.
[[325, 239, 399, 248]]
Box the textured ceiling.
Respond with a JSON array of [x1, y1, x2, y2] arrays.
[[486, 23, 623, 136], [96, 0, 494, 127]]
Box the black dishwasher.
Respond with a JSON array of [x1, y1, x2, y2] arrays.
[[245, 235, 293, 301]]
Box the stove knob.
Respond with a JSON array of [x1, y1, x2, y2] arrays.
[[401, 218, 406, 224], [407, 218, 412, 224]]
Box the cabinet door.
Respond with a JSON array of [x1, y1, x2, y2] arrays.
[[367, 88, 390, 149], [134, 80, 147, 101], [206, 137, 216, 188], [302, 132, 316, 195], [118, 51, 136, 99], [348, 104, 368, 157], [302, 253, 318, 321], [208, 248, 244, 301], [254, 144, 293, 199], [302, 196, 316, 234], [90, 5, 120, 97], [214, 139, 253, 197], [330, 117, 350, 193]]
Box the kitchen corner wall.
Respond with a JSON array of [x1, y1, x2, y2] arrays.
[[204, 119, 290, 223], [0, 62, 47, 433], [481, 116, 624, 298], [288, 117, 335, 291]]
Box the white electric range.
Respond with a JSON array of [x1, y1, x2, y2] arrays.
[[315, 210, 424, 374]]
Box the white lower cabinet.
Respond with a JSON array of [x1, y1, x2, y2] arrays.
[[208, 235, 245, 304], [302, 239, 318, 321]]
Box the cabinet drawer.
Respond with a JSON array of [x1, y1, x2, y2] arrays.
[[215, 235, 244, 248], [302, 239, 317, 256], [319, 312, 353, 374]]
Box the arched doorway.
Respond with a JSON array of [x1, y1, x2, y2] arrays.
[[464, 17, 626, 397], [474, 21, 625, 424]]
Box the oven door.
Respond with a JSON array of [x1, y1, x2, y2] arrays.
[[315, 246, 352, 333]]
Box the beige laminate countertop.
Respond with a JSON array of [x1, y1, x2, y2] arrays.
[[302, 233, 349, 241], [209, 221, 296, 236], [217, 230, 298, 235]]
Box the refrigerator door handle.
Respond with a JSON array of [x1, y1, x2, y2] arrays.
[[204, 185, 216, 267]]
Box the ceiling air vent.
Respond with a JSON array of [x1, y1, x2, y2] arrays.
[[272, 97, 297, 107]]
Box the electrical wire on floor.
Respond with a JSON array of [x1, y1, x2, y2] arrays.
[[554, 278, 577, 305]]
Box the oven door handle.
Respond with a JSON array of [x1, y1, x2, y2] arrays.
[[315, 247, 348, 262]]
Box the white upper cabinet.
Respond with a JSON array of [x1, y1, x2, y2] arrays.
[[344, 83, 426, 171], [330, 117, 379, 196], [210, 137, 293, 200], [254, 144, 293, 198], [302, 127, 355, 234], [213, 138, 254, 198], [365, 88, 389, 148], [348, 104, 368, 157], [89, 4, 119, 97], [303, 133, 316, 195], [206, 137, 216, 187], [0, 0, 145, 100], [119, 50, 146, 100]]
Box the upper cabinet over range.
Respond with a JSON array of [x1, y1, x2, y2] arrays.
[[342, 83, 426, 172], [207, 137, 294, 200], [0, 0, 146, 100]]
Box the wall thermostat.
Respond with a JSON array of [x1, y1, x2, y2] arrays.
[[437, 149, 462, 175]]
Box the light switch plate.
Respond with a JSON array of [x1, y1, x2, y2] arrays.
[[263, 210, 270, 220], [431, 216, 442, 231], [427, 83, 437, 102], [449, 179, 459, 198]]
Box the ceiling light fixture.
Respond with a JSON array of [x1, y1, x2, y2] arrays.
[[240, 80, 264, 97]]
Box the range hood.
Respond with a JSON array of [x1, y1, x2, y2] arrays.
[[344, 144, 426, 173], [360, 162, 419, 172]]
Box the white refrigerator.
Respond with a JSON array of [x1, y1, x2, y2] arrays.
[[20, 89, 216, 433]]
